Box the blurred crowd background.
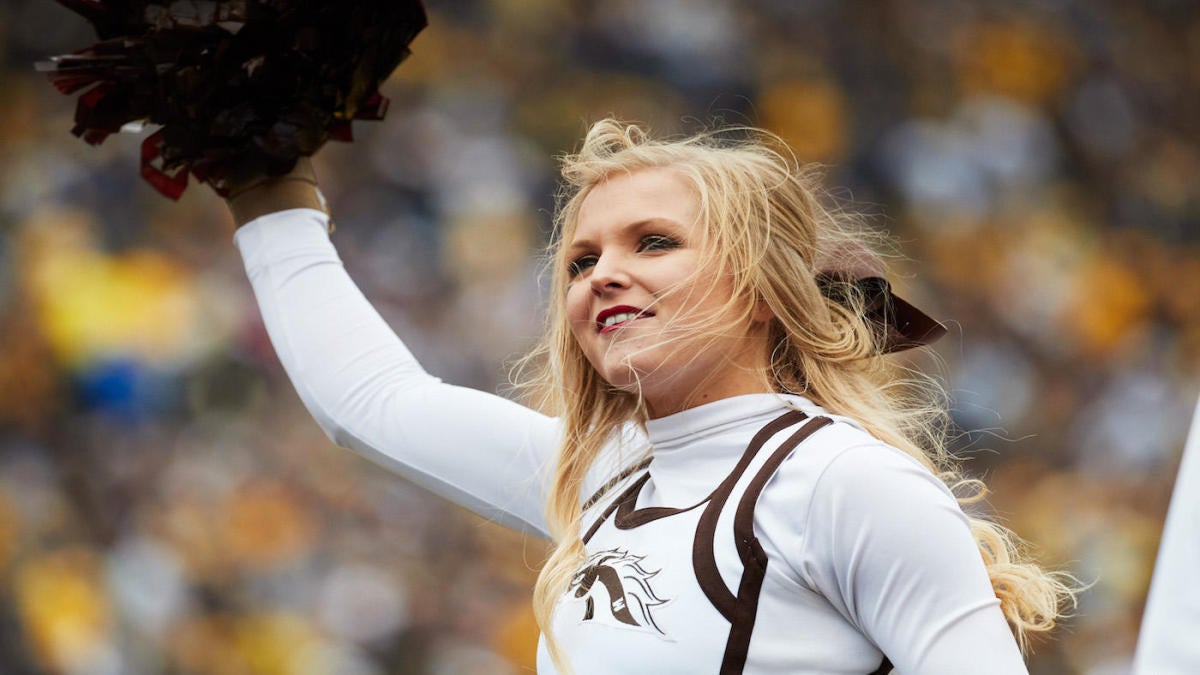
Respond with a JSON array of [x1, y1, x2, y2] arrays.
[[0, 0, 1197, 673]]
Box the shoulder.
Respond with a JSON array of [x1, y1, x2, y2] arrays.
[[754, 416, 966, 573], [808, 423, 955, 508], [771, 396, 936, 487], [764, 416, 952, 507], [769, 414, 954, 505]]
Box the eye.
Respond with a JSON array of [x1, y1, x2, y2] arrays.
[[637, 234, 680, 252], [567, 254, 598, 278]]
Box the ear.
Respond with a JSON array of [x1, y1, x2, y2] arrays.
[[752, 297, 775, 323]]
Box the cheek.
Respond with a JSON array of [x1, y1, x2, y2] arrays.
[[673, 276, 734, 320], [564, 284, 592, 339]]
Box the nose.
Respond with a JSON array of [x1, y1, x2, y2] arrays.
[[589, 253, 631, 296]]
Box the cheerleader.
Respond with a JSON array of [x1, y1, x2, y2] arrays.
[[226, 119, 1073, 674]]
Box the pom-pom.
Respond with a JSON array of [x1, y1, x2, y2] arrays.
[[38, 0, 427, 199]]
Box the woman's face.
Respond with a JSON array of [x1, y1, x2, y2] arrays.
[[564, 167, 774, 418]]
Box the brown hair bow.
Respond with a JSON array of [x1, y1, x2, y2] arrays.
[[816, 273, 948, 353]]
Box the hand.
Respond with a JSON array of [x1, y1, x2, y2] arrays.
[[224, 157, 331, 228]]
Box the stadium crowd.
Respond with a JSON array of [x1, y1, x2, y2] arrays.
[[0, 0, 1197, 673]]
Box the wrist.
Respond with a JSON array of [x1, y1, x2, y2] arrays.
[[224, 158, 332, 229]]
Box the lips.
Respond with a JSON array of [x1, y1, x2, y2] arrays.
[[596, 305, 655, 333]]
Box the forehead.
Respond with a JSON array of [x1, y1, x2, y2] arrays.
[[571, 167, 700, 242]]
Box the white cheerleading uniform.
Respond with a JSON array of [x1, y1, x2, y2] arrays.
[[552, 412, 884, 674], [235, 209, 1029, 674]]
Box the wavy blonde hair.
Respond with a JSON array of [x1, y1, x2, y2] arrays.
[[516, 119, 1074, 671]]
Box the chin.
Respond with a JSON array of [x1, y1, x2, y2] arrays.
[[595, 365, 642, 394], [595, 360, 680, 406]]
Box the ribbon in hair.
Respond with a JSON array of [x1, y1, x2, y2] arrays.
[[816, 274, 947, 353]]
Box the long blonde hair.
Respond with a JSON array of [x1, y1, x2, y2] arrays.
[[516, 119, 1073, 671]]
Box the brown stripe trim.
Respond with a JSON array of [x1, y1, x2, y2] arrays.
[[732, 416, 833, 568], [611, 410, 809, 531], [614, 493, 705, 528], [720, 416, 833, 673], [581, 457, 652, 513], [582, 473, 646, 544], [692, 410, 809, 621], [719, 544, 768, 674]]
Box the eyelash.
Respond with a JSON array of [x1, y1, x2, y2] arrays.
[[567, 234, 681, 277], [637, 234, 679, 252]]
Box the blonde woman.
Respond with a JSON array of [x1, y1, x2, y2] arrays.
[[226, 120, 1071, 674]]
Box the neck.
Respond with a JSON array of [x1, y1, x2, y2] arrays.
[[644, 375, 775, 419]]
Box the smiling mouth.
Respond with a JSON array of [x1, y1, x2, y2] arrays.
[[596, 306, 655, 334]]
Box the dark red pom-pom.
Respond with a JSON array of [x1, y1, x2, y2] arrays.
[[39, 0, 427, 199]]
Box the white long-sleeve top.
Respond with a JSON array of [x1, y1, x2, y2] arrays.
[[235, 208, 1028, 674]]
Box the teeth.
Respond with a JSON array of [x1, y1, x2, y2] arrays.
[[603, 313, 637, 328]]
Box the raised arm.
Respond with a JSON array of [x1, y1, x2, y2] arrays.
[[227, 163, 560, 536]]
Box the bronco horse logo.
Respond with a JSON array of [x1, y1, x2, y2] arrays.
[[568, 548, 670, 636]]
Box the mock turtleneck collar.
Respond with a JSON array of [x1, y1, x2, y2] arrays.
[[644, 393, 824, 451]]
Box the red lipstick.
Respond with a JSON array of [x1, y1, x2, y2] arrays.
[[596, 305, 654, 333]]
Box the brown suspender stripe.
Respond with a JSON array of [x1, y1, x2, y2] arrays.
[[587, 411, 809, 561], [720, 416, 833, 674], [583, 403, 806, 540], [580, 410, 891, 674], [692, 410, 810, 622], [581, 457, 653, 513], [613, 482, 707, 528], [720, 547, 769, 675], [582, 475, 638, 544], [732, 416, 834, 567], [610, 410, 810, 531]]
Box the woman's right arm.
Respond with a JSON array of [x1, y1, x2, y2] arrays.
[[228, 173, 560, 537]]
